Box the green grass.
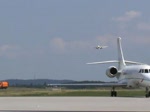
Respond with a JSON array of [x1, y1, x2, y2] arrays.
[[0, 87, 146, 97]]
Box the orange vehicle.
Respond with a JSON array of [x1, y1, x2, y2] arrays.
[[0, 81, 9, 89]]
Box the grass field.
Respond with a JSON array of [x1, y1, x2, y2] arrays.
[[0, 87, 146, 97]]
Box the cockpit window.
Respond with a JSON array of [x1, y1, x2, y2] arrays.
[[145, 69, 148, 73], [139, 69, 150, 73]]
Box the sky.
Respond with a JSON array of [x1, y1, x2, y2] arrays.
[[0, 0, 150, 81]]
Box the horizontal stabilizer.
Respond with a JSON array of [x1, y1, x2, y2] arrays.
[[125, 60, 146, 65], [87, 60, 118, 64], [87, 60, 146, 65]]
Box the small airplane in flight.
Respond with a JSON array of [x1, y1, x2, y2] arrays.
[[95, 45, 108, 49], [88, 37, 150, 97]]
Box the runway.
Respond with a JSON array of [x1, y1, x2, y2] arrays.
[[0, 97, 150, 111]]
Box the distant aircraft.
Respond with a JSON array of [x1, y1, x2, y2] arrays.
[[95, 45, 108, 49], [87, 37, 150, 97]]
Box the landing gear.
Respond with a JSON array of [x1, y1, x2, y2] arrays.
[[145, 87, 150, 98], [111, 86, 117, 97]]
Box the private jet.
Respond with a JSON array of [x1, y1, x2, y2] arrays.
[[88, 37, 150, 97], [49, 37, 150, 97]]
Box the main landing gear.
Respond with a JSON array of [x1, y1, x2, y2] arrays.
[[110, 86, 150, 98], [111, 86, 117, 97], [145, 87, 150, 98]]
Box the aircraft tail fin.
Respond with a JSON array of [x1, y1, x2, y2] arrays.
[[117, 37, 126, 69]]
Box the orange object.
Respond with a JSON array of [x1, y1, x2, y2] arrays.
[[0, 81, 9, 89]]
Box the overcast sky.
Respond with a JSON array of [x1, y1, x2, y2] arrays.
[[0, 0, 150, 81]]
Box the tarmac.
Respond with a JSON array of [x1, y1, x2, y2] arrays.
[[0, 97, 150, 111]]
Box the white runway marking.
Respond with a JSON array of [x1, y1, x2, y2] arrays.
[[0, 97, 150, 111]]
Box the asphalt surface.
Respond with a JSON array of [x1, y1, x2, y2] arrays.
[[0, 97, 149, 111]]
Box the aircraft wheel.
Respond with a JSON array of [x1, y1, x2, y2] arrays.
[[111, 91, 117, 97], [145, 94, 149, 98], [114, 91, 117, 97], [148, 92, 150, 96], [111, 91, 113, 97]]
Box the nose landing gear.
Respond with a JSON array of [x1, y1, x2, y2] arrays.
[[145, 87, 150, 98]]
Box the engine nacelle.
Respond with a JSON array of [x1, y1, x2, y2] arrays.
[[106, 66, 118, 78]]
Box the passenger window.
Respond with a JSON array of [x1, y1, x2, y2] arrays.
[[145, 69, 148, 73]]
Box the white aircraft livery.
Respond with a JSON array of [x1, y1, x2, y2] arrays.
[[87, 37, 150, 97]]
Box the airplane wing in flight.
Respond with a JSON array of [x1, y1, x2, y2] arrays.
[[95, 45, 108, 49]]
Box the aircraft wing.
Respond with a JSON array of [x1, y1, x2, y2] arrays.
[[47, 83, 127, 87], [101, 46, 108, 48]]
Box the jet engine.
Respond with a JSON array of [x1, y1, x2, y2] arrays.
[[106, 66, 118, 78]]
